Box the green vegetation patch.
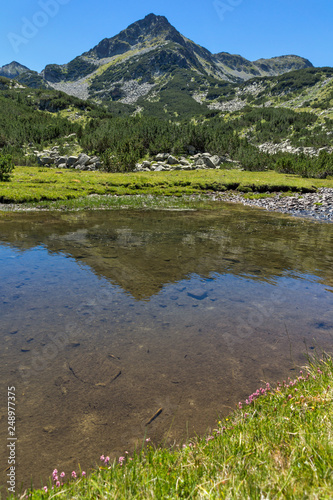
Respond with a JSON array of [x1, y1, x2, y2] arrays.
[[1, 167, 332, 206]]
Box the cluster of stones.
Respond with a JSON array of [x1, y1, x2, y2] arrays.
[[220, 187, 333, 222], [258, 140, 333, 157], [134, 150, 237, 172], [35, 146, 101, 171]]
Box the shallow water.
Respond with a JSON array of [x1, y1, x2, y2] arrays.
[[0, 205, 333, 491]]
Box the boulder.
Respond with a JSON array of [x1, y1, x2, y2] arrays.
[[210, 155, 221, 167], [167, 155, 179, 165], [155, 153, 168, 161], [195, 158, 205, 166], [74, 153, 90, 167], [86, 156, 99, 166], [55, 156, 68, 166], [39, 156, 54, 165], [57, 163, 67, 169], [66, 156, 78, 166], [142, 161, 152, 167], [203, 157, 216, 168]]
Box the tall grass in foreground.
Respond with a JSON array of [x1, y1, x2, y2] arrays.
[[9, 354, 333, 499]]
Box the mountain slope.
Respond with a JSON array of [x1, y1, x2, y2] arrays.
[[30, 13, 313, 107], [0, 61, 48, 89]]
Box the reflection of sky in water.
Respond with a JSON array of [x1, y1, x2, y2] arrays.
[[0, 207, 332, 488]]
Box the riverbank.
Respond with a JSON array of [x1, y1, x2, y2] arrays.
[[220, 187, 333, 222], [7, 354, 333, 499], [0, 167, 333, 222]]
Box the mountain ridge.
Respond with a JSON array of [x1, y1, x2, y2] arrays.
[[0, 13, 313, 106]]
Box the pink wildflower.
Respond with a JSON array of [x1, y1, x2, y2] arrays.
[[104, 456, 110, 465], [55, 481, 60, 488], [43, 486, 48, 493], [100, 455, 105, 462], [71, 471, 77, 479], [145, 438, 151, 442], [82, 471, 86, 477], [238, 402, 243, 409], [60, 472, 65, 478], [118, 456, 125, 465]]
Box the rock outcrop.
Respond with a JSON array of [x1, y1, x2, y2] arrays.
[[134, 150, 238, 172], [35, 147, 101, 170]]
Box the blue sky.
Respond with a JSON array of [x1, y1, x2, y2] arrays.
[[1, 0, 332, 71]]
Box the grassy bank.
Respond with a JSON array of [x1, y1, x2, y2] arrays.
[[0, 167, 333, 209], [6, 354, 333, 499]]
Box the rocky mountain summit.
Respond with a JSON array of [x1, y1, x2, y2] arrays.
[[0, 14, 313, 107]]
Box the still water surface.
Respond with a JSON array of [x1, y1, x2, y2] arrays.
[[0, 205, 332, 490]]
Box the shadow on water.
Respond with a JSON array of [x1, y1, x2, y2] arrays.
[[0, 204, 332, 490]]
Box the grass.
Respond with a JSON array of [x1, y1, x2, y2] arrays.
[[0, 167, 333, 208], [7, 353, 333, 499]]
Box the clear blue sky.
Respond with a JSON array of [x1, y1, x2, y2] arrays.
[[1, 0, 332, 72]]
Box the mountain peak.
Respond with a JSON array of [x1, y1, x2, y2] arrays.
[[85, 13, 183, 60], [0, 61, 31, 78]]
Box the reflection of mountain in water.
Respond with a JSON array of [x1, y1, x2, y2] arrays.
[[0, 207, 333, 299]]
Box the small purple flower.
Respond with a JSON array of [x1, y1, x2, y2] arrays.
[[55, 481, 60, 488], [118, 456, 125, 465], [287, 394, 292, 400], [238, 402, 243, 409], [53, 475, 58, 482], [145, 438, 151, 442], [100, 455, 105, 462], [43, 486, 48, 493], [207, 435, 214, 442], [244, 413, 249, 418], [104, 456, 110, 465], [60, 472, 65, 478], [82, 471, 86, 477], [71, 471, 77, 479]]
